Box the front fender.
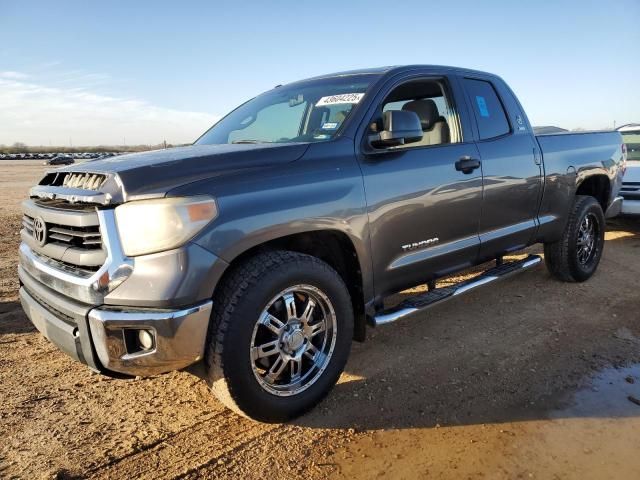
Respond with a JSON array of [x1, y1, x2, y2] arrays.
[[174, 139, 375, 305]]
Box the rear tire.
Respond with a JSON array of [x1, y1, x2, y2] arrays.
[[544, 195, 605, 282], [205, 250, 353, 422]]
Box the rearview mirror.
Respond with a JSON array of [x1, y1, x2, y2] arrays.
[[369, 110, 423, 148]]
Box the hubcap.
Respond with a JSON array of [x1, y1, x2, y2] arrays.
[[577, 213, 598, 265], [250, 285, 337, 396]]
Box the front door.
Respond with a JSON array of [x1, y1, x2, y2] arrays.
[[357, 75, 483, 298]]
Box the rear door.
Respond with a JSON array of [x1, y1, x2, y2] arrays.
[[460, 75, 543, 261]]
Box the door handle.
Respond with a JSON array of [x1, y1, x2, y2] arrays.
[[455, 156, 481, 174]]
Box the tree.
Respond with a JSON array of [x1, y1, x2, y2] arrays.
[[11, 142, 28, 153]]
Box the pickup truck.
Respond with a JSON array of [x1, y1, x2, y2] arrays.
[[18, 65, 626, 422]]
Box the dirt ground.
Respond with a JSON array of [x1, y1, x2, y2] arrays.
[[1, 160, 639, 479]]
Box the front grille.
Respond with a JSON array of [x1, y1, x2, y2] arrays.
[[29, 248, 99, 276], [621, 181, 640, 200], [62, 172, 107, 190], [39, 171, 108, 190], [23, 214, 103, 251], [34, 198, 100, 212]]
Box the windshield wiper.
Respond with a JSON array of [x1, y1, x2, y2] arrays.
[[231, 139, 266, 144]]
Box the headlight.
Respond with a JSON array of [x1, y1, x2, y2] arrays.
[[114, 196, 217, 257]]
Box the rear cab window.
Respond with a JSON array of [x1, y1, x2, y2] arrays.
[[463, 78, 511, 140]]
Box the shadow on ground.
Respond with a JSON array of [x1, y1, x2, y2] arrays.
[[0, 300, 34, 335], [294, 217, 640, 431]]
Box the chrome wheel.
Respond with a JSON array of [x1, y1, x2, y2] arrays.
[[250, 285, 337, 397], [577, 213, 598, 265]]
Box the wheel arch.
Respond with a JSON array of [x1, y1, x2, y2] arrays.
[[211, 229, 369, 342], [575, 173, 611, 212]]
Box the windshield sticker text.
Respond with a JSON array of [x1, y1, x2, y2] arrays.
[[316, 93, 364, 107]]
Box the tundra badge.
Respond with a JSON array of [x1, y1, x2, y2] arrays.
[[401, 238, 439, 252]]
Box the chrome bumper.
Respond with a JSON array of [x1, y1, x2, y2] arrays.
[[19, 254, 214, 377], [88, 301, 212, 376], [18, 200, 221, 377], [20, 266, 213, 376], [606, 196, 624, 218]]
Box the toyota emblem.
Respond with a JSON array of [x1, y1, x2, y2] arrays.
[[32, 216, 48, 247]]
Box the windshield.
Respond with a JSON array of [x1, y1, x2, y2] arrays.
[[195, 75, 378, 145], [622, 130, 640, 161]]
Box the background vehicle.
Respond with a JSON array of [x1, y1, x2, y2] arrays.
[[618, 124, 640, 215], [18, 65, 625, 422], [533, 126, 568, 134], [43, 155, 75, 166]]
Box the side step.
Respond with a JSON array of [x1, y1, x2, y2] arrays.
[[372, 254, 542, 326]]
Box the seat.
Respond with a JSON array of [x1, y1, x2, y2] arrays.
[[401, 99, 450, 146]]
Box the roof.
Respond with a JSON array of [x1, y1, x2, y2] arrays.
[[285, 65, 499, 86]]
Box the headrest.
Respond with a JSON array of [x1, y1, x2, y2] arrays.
[[402, 99, 440, 130]]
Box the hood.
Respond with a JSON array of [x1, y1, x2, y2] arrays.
[[47, 143, 309, 201]]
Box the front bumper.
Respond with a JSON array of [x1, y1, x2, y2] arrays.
[[88, 301, 212, 376], [19, 261, 213, 377]]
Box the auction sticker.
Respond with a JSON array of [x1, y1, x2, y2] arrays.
[[316, 93, 364, 106]]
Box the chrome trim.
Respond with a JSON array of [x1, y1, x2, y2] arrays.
[[22, 198, 100, 227], [88, 300, 213, 376], [18, 209, 133, 304], [373, 307, 419, 326], [452, 275, 497, 296], [605, 195, 623, 218], [372, 255, 542, 326], [522, 257, 542, 268]]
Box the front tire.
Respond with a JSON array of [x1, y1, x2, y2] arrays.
[[544, 195, 605, 282], [205, 250, 354, 422]]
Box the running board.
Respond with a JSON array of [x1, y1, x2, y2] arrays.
[[372, 254, 542, 326]]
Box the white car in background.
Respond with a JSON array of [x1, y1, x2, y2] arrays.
[[618, 124, 640, 215]]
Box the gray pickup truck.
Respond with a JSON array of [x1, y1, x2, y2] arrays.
[[18, 65, 626, 422]]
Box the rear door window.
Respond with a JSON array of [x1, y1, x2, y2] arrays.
[[463, 78, 511, 140]]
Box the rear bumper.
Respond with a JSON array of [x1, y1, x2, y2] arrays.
[[605, 196, 624, 218], [621, 199, 640, 215], [19, 265, 213, 376]]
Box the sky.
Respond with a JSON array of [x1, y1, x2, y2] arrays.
[[0, 0, 638, 146]]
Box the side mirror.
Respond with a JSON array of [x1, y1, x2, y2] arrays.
[[369, 110, 423, 148]]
